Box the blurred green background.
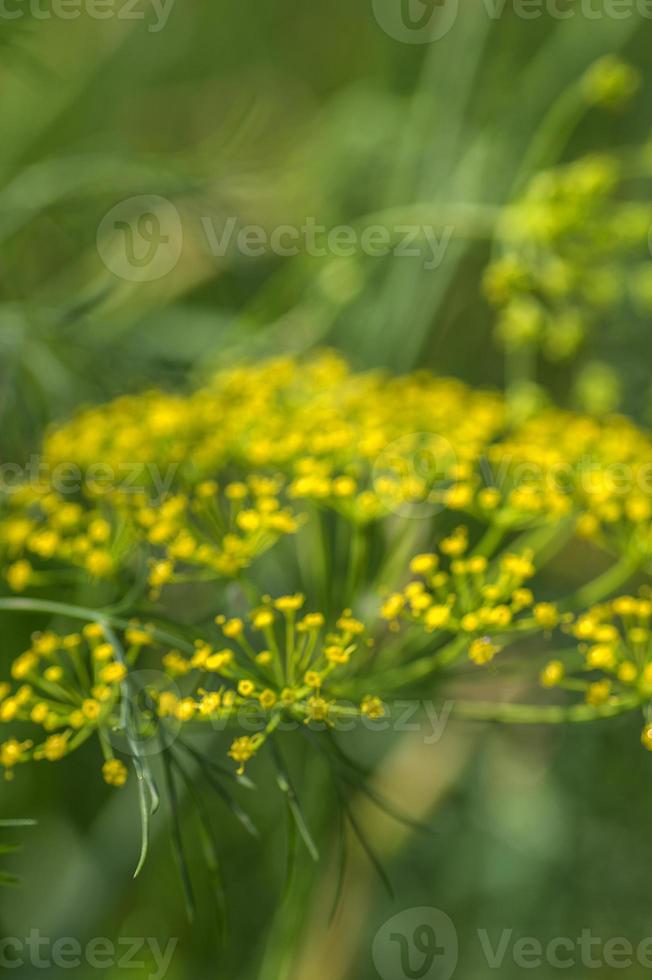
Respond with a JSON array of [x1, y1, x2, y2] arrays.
[[3, 3, 652, 978]]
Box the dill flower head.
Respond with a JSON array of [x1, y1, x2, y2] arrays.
[[4, 346, 652, 903], [537, 592, 652, 747]]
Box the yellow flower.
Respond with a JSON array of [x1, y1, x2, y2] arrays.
[[11, 652, 38, 681], [409, 554, 438, 575], [234, 510, 260, 533], [540, 660, 564, 688], [175, 698, 196, 721], [361, 696, 385, 720], [332, 475, 357, 497], [0, 739, 32, 773], [206, 650, 233, 672], [586, 680, 611, 707], [618, 661, 637, 684], [199, 692, 222, 716], [381, 593, 404, 621], [586, 645, 616, 670], [125, 626, 153, 648], [228, 736, 258, 774], [259, 689, 277, 710], [102, 759, 128, 787], [275, 594, 305, 613], [220, 618, 244, 638], [33, 631, 59, 655], [298, 613, 325, 631], [440, 527, 468, 557], [252, 609, 274, 630], [86, 550, 114, 578], [0, 699, 18, 722], [501, 552, 535, 580], [469, 637, 501, 665], [424, 605, 451, 631], [305, 696, 331, 723], [30, 703, 49, 724], [534, 603, 559, 629], [336, 613, 364, 635], [41, 734, 69, 762], [163, 652, 190, 676], [148, 559, 173, 591], [93, 643, 114, 662], [82, 699, 102, 721], [83, 623, 105, 642], [6, 560, 32, 592], [325, 645, 350, 665], [100, 663, 127, 685]]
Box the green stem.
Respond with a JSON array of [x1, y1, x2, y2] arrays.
[[0, 597, 195, 654], [509, 81, 587, 200], [473, 523, 506, 559], [344, 523, 367, 606], [367, 634, 468, 693], [452, 695, 641, 725], [565, 555, 640, 611]]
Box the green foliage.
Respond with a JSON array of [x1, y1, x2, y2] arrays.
[[3, 7, 652, 980]]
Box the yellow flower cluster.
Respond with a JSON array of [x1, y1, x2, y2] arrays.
[[0, 622, 135, 782], [156, 594, 381, 774], [41, 352, 505, 525], [3, 351, 652, 604], [483, 57, 646, 377], [541, 594, 652, 713], [380, 528, 549, 666], [4, 350, 652, 782], [0, 598, 386, 781], [485, 150, 652, 366], [492, 408, 652, 555], [0, 478, 300, 599]]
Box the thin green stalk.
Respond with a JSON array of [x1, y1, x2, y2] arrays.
[[343, 523, 367, 607], [508, 80, 588, 200], [366, 634, 468, 693], [0, 597, 195, 654], [473, 523, 506, 559], [565, 555, 640, 611], [452, 695, 641, 725], [510, 518, 574, 567]]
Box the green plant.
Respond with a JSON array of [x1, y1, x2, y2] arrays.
[[2, 350, 652, 913]]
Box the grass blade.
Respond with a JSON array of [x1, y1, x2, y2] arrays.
[[269, 738, 319, 862], [161, 741, 195, 923], [176, 742, 258, 838], [172, 755, 228, 943]]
